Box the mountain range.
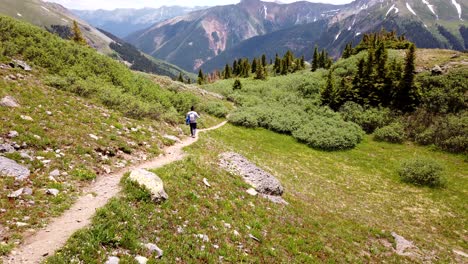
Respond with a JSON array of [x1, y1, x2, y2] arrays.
[[126, 0, 467, 73], [72, 6, 208, 39]]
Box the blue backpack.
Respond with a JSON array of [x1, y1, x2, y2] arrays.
[[186, 115, 190, 125]]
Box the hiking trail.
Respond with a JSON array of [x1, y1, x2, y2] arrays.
[[3, 121, 227, 264]]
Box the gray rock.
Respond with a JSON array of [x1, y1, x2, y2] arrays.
[[246, 188, 258, 196], [0, 156, 30, 180], [391, 232, 420, 257], [129, 169, 168, 202], [23, 187, 33, 196], [105, 256, 119, 264], [0, 144, 15, 153], [8, 188, 24, 198], [46, 189, 59, 197], [49, 169, 60, 177], [7, 131, 19, 138], [135, 256, 148, 264], [45, 111, 52, 116], [163, 135, 181, 143], [12, 59, 32, 71], [0, 96, 20, 108], [431, 65, 443, 75], [20, 115, 33, 121], [219, 152, 284, 196], [144, 243, 163, 258], [19, 152, 32, 161]]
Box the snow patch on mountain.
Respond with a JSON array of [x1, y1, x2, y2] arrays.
[[356, 32, 361, 36], [335, 31, 341, 41], [451, 0, 462, 20], [406, 3, 417, 16], [41, 6, 50, 13], [386, 4, 399, 17], [17, 13, 22, 17], [421, 0, 437, 19], [263, 5, 268, 19]]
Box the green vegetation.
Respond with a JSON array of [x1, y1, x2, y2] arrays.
[[398, 158, 445, 187], [373, 122, 405, 143], [48, 124, 467, 262]]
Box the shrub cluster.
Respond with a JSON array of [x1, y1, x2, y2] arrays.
[[202, 101, 229, 118], [373, 122, 406, 143], [398, 159, 445, 187], [339, 102, 392, 133]]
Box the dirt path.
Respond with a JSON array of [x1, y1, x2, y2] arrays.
[[3, 121, 227, 264]]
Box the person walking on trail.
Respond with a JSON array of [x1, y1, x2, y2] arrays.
[[186, 106, 200, 138]]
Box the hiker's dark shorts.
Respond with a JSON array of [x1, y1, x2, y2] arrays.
[[190, 122, 197, 134]]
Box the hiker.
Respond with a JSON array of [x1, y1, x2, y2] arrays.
[[186, 106, 201, 138]]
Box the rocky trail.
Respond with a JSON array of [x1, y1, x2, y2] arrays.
[[3, 121, 227, 264]]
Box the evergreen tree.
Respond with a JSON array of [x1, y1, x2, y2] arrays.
[[352, 58, 366, 104], [321, 70, 338, 109], [342, 42, 353, 59], [177, 72, 184, 82], [251, 58, 257, 74], [224, 64, 232, 79], [233, 60, 238, 76], [319, 50, 326, 68], [261, 54, 267, 67], [233, 79, 242, 90], [197, 69, 205, 85], [280, 59, 288, 75], [187, 78, 192, 84], [274, 54, 281, 74], [254, 63, 266, 80], [395, 43, 418, 111], [71, 20, 87, 45], [312, 46, 319, 71], [300, 55, 305, 69]]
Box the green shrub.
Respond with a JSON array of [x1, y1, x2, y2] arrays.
[[398, 159, 444, 187], [71, 167, 97, 181], [292, 117, 364, 150], [203, 101, 229, 118], [228, 110, 258, 128], [373, 122, 406, 143], [339, 102, 392, 133]]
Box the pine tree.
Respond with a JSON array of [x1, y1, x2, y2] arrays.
[[224, 64, 232, 79], [251, 58, 257, 74], [300, 55, 305, 69], [319, 50, 326, 68], [395, 43, 418, 111], [352, 58, 365, 104], [71, 20, 87, 45], [261, 54, 267, 67], [254, 63, 266, 80], [342, 42, 353, 59], [187, 78, 192, 84], [280, 59, 288, 75], [233, 79, 242, 90], [274, 54, 281, 74], [197, 69, 205, 85], [321, 70, 338, 109], [312, 46, 319, 72], [233, 60, 238, 76], [177, 72, 184, 82]]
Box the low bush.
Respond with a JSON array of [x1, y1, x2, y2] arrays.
[[203, 101, 229, 118], [339, 102, 392, 133], [71, 167, 97, 181], [228, 110, 258, 128], [292, 117, 364, 150], [398, 158, 444, 187], [373, 122, 406, 143]]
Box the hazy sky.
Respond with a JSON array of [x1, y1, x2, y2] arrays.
[[46, 0, 354, 10]]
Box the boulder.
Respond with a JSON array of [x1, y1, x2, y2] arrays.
[[431, 65, 443, 75], [0, 96, 20, 108], [219, 152, 284, 196], [129, 169, 168, 202], [12, 59, 32, 71], [46, 189, 60, 197], [0, 156, 30, 180], [105, 256, 119, 264], [135, 256, 148, 264], [144, 243, 163, 259], [163, 135, 181, 143], [7, 131, 19, 138], [8, 188, 24, 198], [0, 143, 15, 153]]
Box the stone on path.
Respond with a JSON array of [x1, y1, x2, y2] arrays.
[[144, 242, 163, 258], [105, 256, 120, 264], [0, 156, 30, 180], [129, 169, 168, 202], [163, 134, 181, 143], [0, 96, 20, 108]]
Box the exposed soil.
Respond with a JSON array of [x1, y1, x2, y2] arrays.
[[3, 121, 227, 264]]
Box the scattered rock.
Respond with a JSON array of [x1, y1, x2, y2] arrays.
[[16, 222, 29, 227], [0, 143, 15, 153], [246, 188, 258, 196], [128, 169, 168, 202], [7, 131, 19, 138], [431, 65, 443, 75], [163, 135, 181, 143], [453, 249, 468, 258], [105, 256, 119, 264], [23, 187, 33, 196], [12, 59, 32, 71], [135, 256, 148, 264], [196, 234, 209, 242], [203, 178, 211, 187], [0, 156, 30, 180], [0, 96, 20, 108], [144, 243, 163, 258], [45, 111, 52, 116], [89, 134, 99, 140], [19, 152, 32, 160], [233, 230, 240, 236], [8, 188, 24, 198], [46, 189, 60, 197], [248, 234, 260, 242], [49, 169, 60, 177], [20, 115, 33, 121], [391, 232, 420, 257]]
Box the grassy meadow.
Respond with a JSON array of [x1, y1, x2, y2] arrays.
[[46, 124, 467, 263]]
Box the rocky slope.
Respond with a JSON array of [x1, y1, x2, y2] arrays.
[[72, 6, 208, 39]]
